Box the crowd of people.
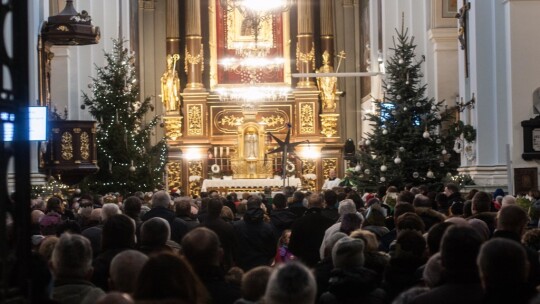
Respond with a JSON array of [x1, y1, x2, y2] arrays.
[[13, 183, 540, 303]]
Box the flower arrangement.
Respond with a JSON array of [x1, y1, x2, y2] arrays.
[[303, 173, 317, 180]]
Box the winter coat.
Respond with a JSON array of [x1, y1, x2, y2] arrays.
[[141, 206, 189, 244], [319, 267, 386, 304], [269, 208, 297, 237], [52, 278, 104, 304]]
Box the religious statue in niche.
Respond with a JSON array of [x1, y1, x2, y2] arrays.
[[161, 54, 181, 112], [245, 128, 258, 160], [317, 51, 337, 111]]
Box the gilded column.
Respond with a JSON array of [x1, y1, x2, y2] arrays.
[[185, 0, 204, 91], [296, 0, 316, 88], [166, 0, 181, 55], [320, 0, 334, 66]]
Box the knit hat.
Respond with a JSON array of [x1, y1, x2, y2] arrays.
[[338, 199, 357, 216], [332, 236, 365, 269]]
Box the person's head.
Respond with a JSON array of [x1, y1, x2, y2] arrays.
[[46, 196, 64, 213], [322, 232, 347, 258], [101, 203, 121, 222], [413, 195, 432, 208], [174, 196, 193, 217], [56, 219, 81, 236], [39, 236, 59, 262], [440, 226, 482, 279], [109, 250, 149, 293], [339, 213, 363, 235], [307, 193, 323, 208], [396, 212, 425, 233], [291, 191, 305, 204], [181, 227, 223, 271], [471, 191, 491, 214], [435, 193, 449, 210], [50, 233, 93, 280], [522, 229, 540, 251], [140, 217, 171, 249], [123, 196, 142, 219], [349, 229, 377, 252], [241, 266, 272, 302], [477, 238, 528, 291], [347, 192, 364, 210], [264, 262, 316, 304], [363, 206, 386, 227], [394, 230, 427, 260], [272, 193, 287, 209], [426, 222, 454, 256], [332, 236, 365, 268], [101, 214, 135, 251], [323, 190, 337, 206], [394, 202, 415, 219], [496, 204, 529, 236], [31, 209, 44, 225], [133, 252, 208, 304], [247, 195, 262, 210], [444, 183, 459, 197], [207, 197, 223, 217], [328, 169, 337, 179], [501, 195, 516, 208], [449, 201, 464, 216], [397, 191, 415, 204], [337, 199, 357, 217], [151, 190, 172, 209]]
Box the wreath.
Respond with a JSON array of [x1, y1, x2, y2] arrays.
[[211, 164, 221, 173], [448, 121, 464, 138], [462, 124, 477, 142], [453, 138, 463, 153], [286, 161, 296, 173]]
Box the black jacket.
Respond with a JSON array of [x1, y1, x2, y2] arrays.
[[141, 206, 189, 244], [319, 267, 386, 304], [233, 208, 277, 271], [269, 208, 297, 237]]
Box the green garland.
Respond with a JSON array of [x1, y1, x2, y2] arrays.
[[462, 124, 476, 142]]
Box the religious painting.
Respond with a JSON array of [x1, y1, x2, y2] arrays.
[[211, 0, 289, 87], [514, 167, 538, 195], [442, 0, 458, 18]]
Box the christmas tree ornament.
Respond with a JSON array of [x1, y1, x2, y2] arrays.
[[380, 165, 387, 172], [399, 146, 405, 152], [431, 105, 437, 110], [382, 129, 388, 135], [396, 95, 402, 100], [413, 172, 419, 178], [355, 164, 362, 172], [364, 169, 371, 175], [399, 58, 404, 64], [427, 170, 435, 178], [394, 156, 402, 164], [436, 138, 442, 144], [423, 130, 431, 139], [380, 177, 386, 182], [365, 139, 371, 146], [391, 110, 397, 115], [129, 165, 136, 172], [439, 162, 445, 167], [441, 149, 448, 155], [403, 107, 408, 111], [416, 102, 421, 107]]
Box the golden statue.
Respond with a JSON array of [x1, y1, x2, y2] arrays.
[[316, 51, 337, 111], [161, 54, 181, 112]]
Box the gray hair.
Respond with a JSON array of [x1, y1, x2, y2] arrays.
[[101, 203, 121, 222], [332, 236, 365, 269], [51, 233, 93, 278], [338, 199, 357, 216], [140, 217, 171, 246], [109, 250, 149, 293], [264, 262, 316, 304], [151, 190, 172, 208]]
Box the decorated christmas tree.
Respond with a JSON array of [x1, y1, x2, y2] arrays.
[[350, 23, 469, 191], [80, 39, 167, 194]]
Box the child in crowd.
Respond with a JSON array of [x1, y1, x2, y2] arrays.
[[274, 229, 294, 264]]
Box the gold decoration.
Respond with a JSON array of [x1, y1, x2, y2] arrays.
[[167, 161, 183, 191], [299, 103, 315, 134], [73, 128, 81, 133], [80, 132, 90, 160], [322, 158, 338, 179], [61, 132, 73, 160], [184, 45, 204, 73], [296, 43, 316, 72], [161, 54, 181, 112], [317, 51, 338, 112], [57, 25, 69, 32], [218, 115, 244, 127], [320, 114, 339, 137], [164, 117, 183, 140], [187, 104, 203, 136], [302, 159, 317, 191], [188, 160, 203, 197], [260, 115, 285, 127]]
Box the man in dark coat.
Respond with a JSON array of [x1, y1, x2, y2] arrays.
[[444, 183, 464, 206], [289, 193, 335, 267], [200, 197, 237, 271], [141, 190, 188, 244], [269, 193, 297, 238], [233, 196, 277, 271]]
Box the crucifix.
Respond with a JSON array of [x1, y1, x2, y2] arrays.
[[456, 0, 471, 78]]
